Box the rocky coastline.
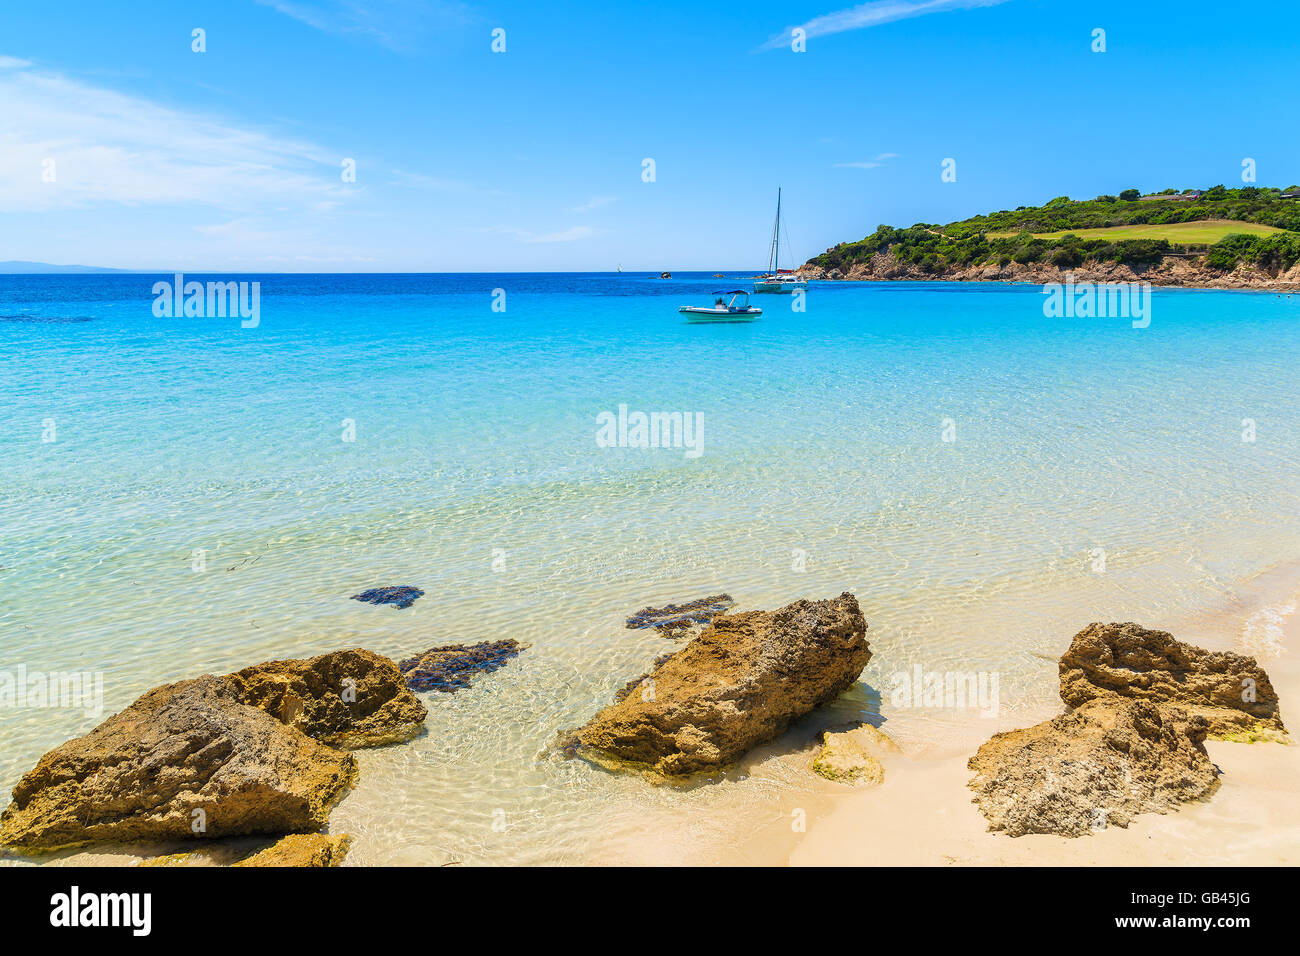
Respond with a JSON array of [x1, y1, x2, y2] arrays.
[[800, 250, 1300, 290], [0, 623, 530, 864], [0, 589, 1291, 864]]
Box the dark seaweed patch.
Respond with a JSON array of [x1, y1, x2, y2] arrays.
[[399, 639, 525, 692], [625, 593, 734, 635], [351, 585, 424, 609]]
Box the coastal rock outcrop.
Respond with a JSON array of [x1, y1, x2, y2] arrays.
[[140, 832, 352, 867], [227, 648, 428, 748], [625, 593, 735, 636], [968, 700, 1219, 837], [571, 592, 871, 776], [0, 676, 357, 852], [811, 722, 898, 785], [351, 585, 423, 609], [800, 250, 1300, 291], [1058, 622, 1285, 740], [232, 832, 351, 867], [399, 639, 527, 693], [968, 621, 1286, 837]]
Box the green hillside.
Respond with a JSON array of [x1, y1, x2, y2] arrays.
[[811, 186, 1300, 275]]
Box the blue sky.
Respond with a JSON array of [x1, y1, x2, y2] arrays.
[[1, 0, 1296, 272]]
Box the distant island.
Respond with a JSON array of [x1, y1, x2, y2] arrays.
[[802, 186, 1300, 289], [0, 261, 125, 274]]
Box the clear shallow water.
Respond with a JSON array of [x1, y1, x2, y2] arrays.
[[2, 273, 1299, 864]]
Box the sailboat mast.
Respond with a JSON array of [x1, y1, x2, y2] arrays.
[[768, 188, 782, 274]]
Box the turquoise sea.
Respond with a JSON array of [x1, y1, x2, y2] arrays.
[[2, 273, 1299, 864]]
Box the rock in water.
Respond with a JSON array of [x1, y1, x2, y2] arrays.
[[625, 594, 735, 636], [139, 842, 266, 867], [1059, 622, 1285, 739], [227, 648, 428, 748], [574, 592, 871, 776], [351, 585, 423, 609], [141, 832, 352, 867], [232, 832, 352, 867], [811, 722, 899, 785], [967, 700, 1219, 837], [399, 639, 527, 693], [0, 676, 357, 852]]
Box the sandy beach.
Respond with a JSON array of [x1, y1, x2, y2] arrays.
[[705, 562, 1300, 867]]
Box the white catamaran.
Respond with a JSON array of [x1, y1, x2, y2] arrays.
[[752, 188, 807, 294]]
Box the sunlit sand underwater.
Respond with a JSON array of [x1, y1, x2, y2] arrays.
[[2, 273, 1298, 864]]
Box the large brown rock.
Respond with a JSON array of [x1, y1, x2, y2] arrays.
[[0, 676, 357, 852], [572, 592, 871, 776], [968, 700, 1219, 837], [227, 648, 427, 748], [1059, 622, 1285, 739]]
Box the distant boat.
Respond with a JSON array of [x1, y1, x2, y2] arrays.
[[660, 271, 671, 278], [753, 188, 807, 294], [679, 290, 762, 323], [617, 263, 622, 273]]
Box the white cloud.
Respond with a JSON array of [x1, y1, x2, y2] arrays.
[[0, 56, 32, 69], [763, 0, 1013, 50], [255, 0, 472, 51], [835, 152, 900, 169], [0, 61, 350, 213]]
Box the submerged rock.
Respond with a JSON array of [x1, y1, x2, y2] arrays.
[[626, 593, 735, 636], [138, 842, 263, 867], [0, 676, 357, 853], [1059, 622, 1285, 739], [140, 832, 351, 867], [399, 639, 527, 693], [351, 585, 424, 609], [967, 699, 1219, 837], [612, 654, 675, 702], [812, 722, 898, 786], [227, 648, 428, 748], [573, 592, 871, 776], [232, 832, 351, 867]]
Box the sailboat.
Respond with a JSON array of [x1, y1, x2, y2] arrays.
[[752, 188, 807, 294]]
